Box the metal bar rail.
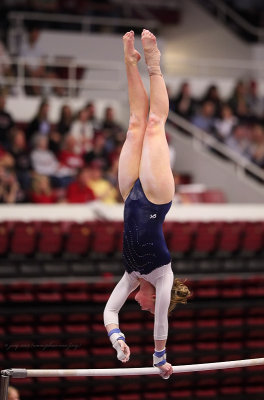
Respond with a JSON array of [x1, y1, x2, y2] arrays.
[[1, 358, 264, 400]]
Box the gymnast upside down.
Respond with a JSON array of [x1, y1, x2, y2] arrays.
[[104, 29, 190, 380]]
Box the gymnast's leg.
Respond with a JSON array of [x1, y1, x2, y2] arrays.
[[138, 29, 175, 378], [104, 31, 148, 362], [139, 30, 175, 205], [118, 30, 149, 200]]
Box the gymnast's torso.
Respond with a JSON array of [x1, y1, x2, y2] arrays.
[[123, 179, 171, 275]]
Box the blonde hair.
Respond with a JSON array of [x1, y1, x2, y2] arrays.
[[31, 174, 51, 194], [168, 278, 191, 314], [8, 386, 20, 400]]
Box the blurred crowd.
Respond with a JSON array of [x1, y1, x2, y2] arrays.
[[169, 80, 264, 169], [1, 15, 264, 204], [0, 95, 126, 204], [1, 77, 264, 204]]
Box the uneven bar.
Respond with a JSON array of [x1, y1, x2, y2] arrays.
[[5, 357, 264, 378]]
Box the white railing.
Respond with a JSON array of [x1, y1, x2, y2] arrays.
[[166, 57, 264, 78], [7, 11, 160, 54], [167, 111, 264, 185], [0, 55, 125, 97], [199, 0, 264, 41], [3, 54, 264, 98]]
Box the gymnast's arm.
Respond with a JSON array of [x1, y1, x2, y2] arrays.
[[103, 272, 139, 362], [153, 270, 174, 379]]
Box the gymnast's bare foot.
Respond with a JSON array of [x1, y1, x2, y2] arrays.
[[123, 30, 141, 65], [141, 29, 161, 76]]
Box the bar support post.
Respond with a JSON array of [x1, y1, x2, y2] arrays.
[[0, 374, 10, 400]]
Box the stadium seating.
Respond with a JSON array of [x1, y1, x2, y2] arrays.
[[217, 222, 245, 254], [1, 219, 264, 400], [0, 222, 9, 255], [10, 222, 37, 255], [1, 220, 264, 260], [241, 222, 264, 254], [168, 222, 197, 254], [7, 282, 34, 302], [193, 222, 222, 254], [64, 222, 92, 255], [38, 222, 64, 254], [91, 222, 118, 254], [202, 190, 227, 203]]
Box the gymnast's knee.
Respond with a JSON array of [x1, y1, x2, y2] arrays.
[[127, 113, 146, 136], [145, 112, 166, 134]]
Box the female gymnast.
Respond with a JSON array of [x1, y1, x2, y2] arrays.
[[104, 29, 190, 379]]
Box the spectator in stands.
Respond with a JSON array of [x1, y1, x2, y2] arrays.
[[70, 108, 94, 154], [0, 93, 14, 149], [57, 104, 73, 136], [101, 106, 124, 137], [191, 101, 216, 133], [201, 84, 222, 117], [0, 40, 11, 77], [66, 167, 96, 203], [214, 104, 238, 142], [0, 40, 15, 95], [19, 26, 46, 95], [169, 81, 196, 120], [30, 134, 58, 176], [0, 145, 14, 169], [225, 124, 250, 158], [105, 157, 122, 202], [26, 99, 51, 142], [228, 80, 249, 120], [8, 127, 31, 190], [84, 132, 109, 170], [46, 103, 73, 155], [49, 128, 63, 155], [30, 174, 57, 203], [246, 80, 264, 118], [8, 386, 20, 400], [105, 157, 119, 189], [0, 166, 23, 203], [107, 137, 123, 167], [248, 123, 264, 167], [85, 101, 101, 131], [89, 160, 118, 203], [58, 134, 84, 174]]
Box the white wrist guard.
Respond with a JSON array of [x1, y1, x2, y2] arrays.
[[108, 328, 127, 361], [153, 348, 166, 367]]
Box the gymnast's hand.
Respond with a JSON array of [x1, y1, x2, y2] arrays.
[[158, 362, 173, 379], [117, 339, 130, 362]]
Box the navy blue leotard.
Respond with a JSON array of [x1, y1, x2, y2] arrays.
[[123, 179, 172, 275]]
